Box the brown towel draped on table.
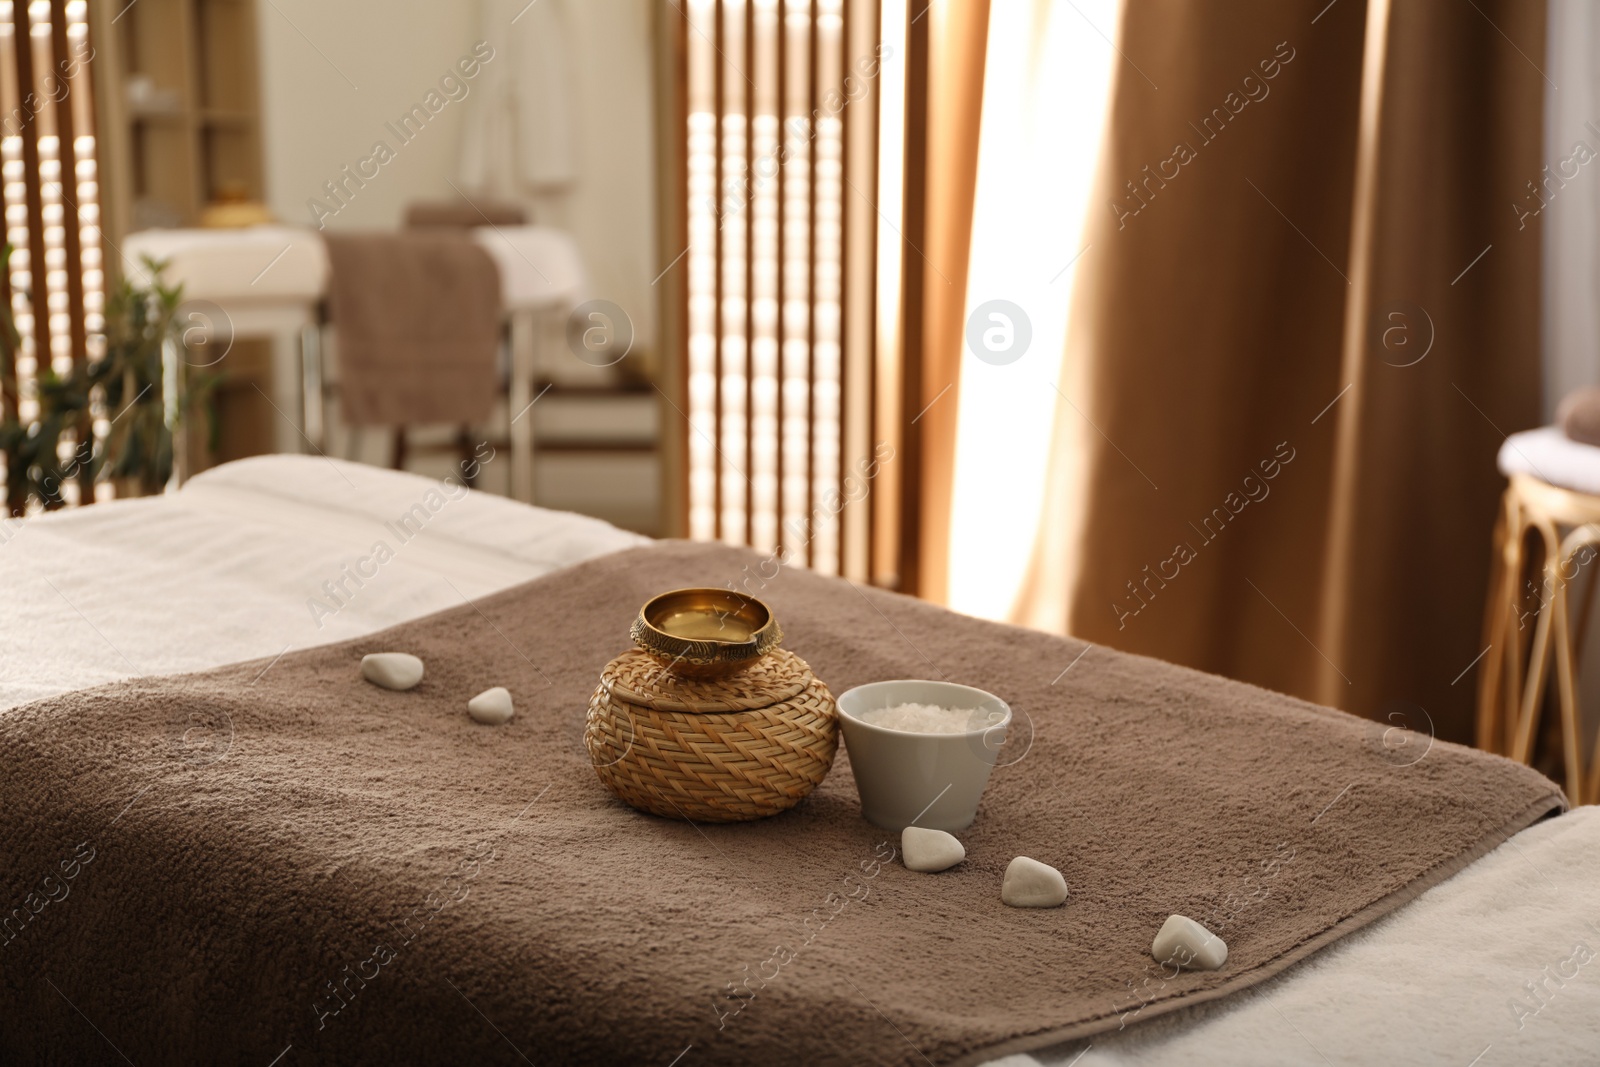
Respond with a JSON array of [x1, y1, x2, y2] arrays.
[[323, 233, 502, 427], [0, 542, 1564, 1066]]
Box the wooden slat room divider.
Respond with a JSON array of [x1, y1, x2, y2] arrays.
[[667, 0, 922, 588], [0, 0, 104, 515]]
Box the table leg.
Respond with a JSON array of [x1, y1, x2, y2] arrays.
[[1513, 519, 1563, 764], [300, 320, 325, 453], [1478, 492, 1511, 752], [508, 310, 536, 504]]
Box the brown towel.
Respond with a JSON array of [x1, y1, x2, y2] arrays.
[[404, 199, 527, 229], [0, 542, 1564, 1066], [1558, 386, 1600, 447], [324, 232, 501, 426]]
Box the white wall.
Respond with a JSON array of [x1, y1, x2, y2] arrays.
[[1543, 0, 1600, 421], [1543, 0, 1600, 755], [255, 0, 659, 352], [562, 0, 660, 355]]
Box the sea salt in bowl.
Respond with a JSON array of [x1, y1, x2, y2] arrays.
[[835, 680, 1011, 832]]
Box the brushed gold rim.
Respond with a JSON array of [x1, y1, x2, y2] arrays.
[[631, 587, 782, 675]]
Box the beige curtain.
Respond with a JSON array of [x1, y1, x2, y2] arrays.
[[1019, 0, 1545, 745], [902, 0, 991, 602]]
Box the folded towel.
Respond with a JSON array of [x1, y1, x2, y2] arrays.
[[324, 233, 502, 426], [1557, 386, 1600, 447], [404, 199, 527, 229]]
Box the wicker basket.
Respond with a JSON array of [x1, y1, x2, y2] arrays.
[[584, 646, 839, 822]]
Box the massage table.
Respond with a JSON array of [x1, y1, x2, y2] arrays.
[[119, 225, 587, 504], [2, 456, 1597, 1065]]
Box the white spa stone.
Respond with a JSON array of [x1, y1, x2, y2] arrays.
[[901, 827, 965, 872], [1001, 856, 1068, 908], [1151, 913, 1228, 970], [467, 686, 515, 725], [360, 652, 424, 691]]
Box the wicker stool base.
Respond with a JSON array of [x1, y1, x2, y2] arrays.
[[584, 647, 838, 822]]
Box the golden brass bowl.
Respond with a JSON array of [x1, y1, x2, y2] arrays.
[[630, 588, 782, 678]]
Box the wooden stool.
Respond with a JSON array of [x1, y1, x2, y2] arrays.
[[1477, 471, 1600, 804]]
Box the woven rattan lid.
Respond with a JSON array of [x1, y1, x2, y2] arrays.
[[600, 647, 814, 713]]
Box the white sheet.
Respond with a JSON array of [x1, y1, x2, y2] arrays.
[[1011, 806, 1600, 1067], [120, 225, 329, 305], [0, 454, 645, 710], [120, 224, 586, 314], [2, 456, 1596, 1066]]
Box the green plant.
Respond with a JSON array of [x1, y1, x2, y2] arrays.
[[0, 249, 217, 513]]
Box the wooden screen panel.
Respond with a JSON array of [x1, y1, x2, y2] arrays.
[[779, 0, 810, 567], [677, 0, 890, 580], [839, 0, 878, 583], [11, 3, 53, 400], [751, 0, 777, 552], [0, 0, 104, 514], [717, 0, 747, 545], [684, 0, 716, 544]]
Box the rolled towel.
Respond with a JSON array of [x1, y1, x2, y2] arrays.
[[404, 199, 527, 229], [1557, 387, 1600, 447]]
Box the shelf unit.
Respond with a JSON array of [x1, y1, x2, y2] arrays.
[[94, 0, 270, 474], [96, 0, 263, 241]]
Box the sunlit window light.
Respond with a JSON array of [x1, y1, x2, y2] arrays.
[[946, 0, 1118, 620]]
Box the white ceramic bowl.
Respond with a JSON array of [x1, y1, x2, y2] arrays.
[[835, 679, 1011, 832]]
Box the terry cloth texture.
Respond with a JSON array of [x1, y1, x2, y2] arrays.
[[0, 542, 1565, 1065], [323, 231, 501, 427]]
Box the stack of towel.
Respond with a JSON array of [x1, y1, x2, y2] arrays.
[[1558, 387, 1600, 447]]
